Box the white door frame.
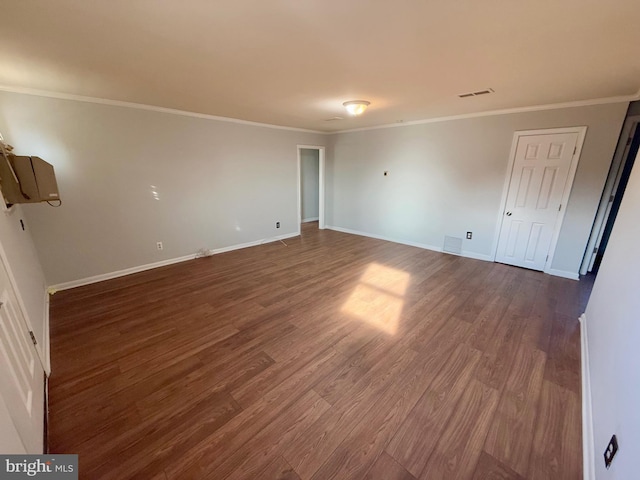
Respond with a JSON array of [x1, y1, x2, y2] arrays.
[[580, 115, 640, 275], [491, 126, 588, 276], [297, 145, 325, 230]]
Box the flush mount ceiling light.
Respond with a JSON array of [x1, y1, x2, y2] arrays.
[[343, 100, 370, 116]]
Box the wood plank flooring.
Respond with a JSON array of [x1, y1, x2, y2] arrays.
[[48, 222, 592, 479]]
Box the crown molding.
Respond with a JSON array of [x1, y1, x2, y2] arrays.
[[0, 85, 327, 135], [334, 93, 639, 134], [1, 84, 638, 136]]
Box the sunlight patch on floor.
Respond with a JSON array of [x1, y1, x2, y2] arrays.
[[341, 263, 410, 335]]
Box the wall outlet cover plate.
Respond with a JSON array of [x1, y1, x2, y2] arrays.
[[604, 434, 618, 469]]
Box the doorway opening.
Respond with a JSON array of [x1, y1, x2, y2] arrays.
[[580, 113, 640, 275], [297, 145, 325, 231]]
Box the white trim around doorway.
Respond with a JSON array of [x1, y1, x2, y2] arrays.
[[297, 145, 326, 231]]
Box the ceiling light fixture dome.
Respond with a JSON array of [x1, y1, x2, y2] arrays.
[[343, 100, 370, 116]]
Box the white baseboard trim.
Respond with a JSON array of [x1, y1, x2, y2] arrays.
[[207, 232, 299, 255], [49, 232, 300, 291], [579, 313, 595, 480], [50, 254, 198, 291], [460, 250, 493, 262], [325, 225, 493, 262], [545, 268, 580, 280], [43, 290, 51, 375], [302, 217, 319, 223]]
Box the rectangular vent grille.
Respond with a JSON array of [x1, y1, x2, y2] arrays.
[[458, 88, 495, 98], [443, 236, 463, 255]]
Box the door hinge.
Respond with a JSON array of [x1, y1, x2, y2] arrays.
[[593, 247, 598, 254], [29, 331, 37, 346], [546, 255, 549, 262], [627, 136, 633, 146], [609, 194, 615, 203], [558, 204, 562, 211], [573, 146, 577, 155]]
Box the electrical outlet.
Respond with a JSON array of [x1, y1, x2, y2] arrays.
[[156, 241, 163, 251], [466, 231, 472, 240], [276, 222, 280, 228], [604, 434, 618, 469]]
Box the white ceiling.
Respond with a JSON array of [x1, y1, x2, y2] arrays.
[[2, 1, 640, 132]]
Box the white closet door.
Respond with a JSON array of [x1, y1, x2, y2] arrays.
[[496, 132, 579, 271], [0, 255, 44, 453]]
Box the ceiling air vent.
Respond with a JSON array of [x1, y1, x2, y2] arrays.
[[458, 88, 494, 98], [324, 116, 344, 122]]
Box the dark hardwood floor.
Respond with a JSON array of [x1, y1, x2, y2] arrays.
[[48, 222, 592, 479]]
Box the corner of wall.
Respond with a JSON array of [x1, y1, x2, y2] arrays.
[[580, 313, 596, 480]]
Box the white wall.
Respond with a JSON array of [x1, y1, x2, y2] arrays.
[[327, 103, 628, 276], [0, 90, 628, 290], [584, 148, 640, 479], [300, 148, 319, 221], [0, 204, 48, 366], [0, 91, 325, 286]]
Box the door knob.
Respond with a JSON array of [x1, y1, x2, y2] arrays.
[[506, 212, 512, 216]]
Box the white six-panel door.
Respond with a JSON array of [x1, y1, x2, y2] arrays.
[[0, 393, 26, 453], [495, 131, 580, 271], [0, 254, 44, 453]]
